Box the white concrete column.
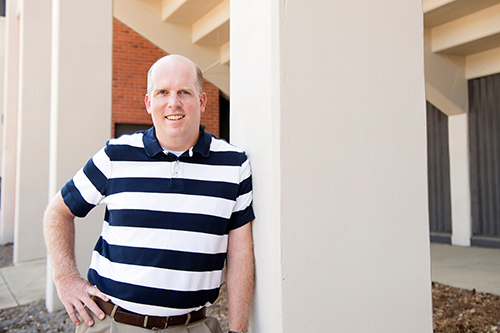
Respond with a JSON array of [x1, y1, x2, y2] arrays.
[[231, 1, 433, 332], [46, 0, 112, 311], [449, 113, 472, 246], [0, 17, 6, 166], [13, 0, 52, 263], [1, 0, 19, 245]]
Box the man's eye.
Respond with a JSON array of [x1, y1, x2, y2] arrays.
[[180, 90, 190, 95], [158, 90, 167, 95]]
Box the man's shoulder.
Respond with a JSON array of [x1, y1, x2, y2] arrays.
[[203, 136, 250, 168], [208, 135, 246, 154], [103, 131, 150, 161], [108, 131, 146, 148]]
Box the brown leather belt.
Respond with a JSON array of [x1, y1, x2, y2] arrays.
[[93, 297, 206, 329]]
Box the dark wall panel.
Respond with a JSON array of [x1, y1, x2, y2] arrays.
[[469, 73, 500, 245], [427, 102, 452, 242]]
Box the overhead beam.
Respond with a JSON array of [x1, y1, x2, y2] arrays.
[[466, 46, 500, 79], [161, 0, 188, 22], [425, 82, 465, 116], [192, 0, 229, 46], [161, 0, 226, 25], [424, 0, 500, 28], [220, 41, 229, 65], [423, 0, 456, 14], [431, 3, 500, 55]]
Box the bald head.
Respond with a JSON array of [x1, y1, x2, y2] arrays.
[[147, 55, 203, 96]]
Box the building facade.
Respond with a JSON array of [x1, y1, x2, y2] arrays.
[[2, 0, 499, 331]]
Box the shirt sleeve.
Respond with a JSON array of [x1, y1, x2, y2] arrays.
[[228, 154, 255, 230], [61, 146, 110, 218]]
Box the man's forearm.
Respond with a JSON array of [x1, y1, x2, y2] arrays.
[[226, 223, 255, 332], [43, 193, 108, 327], [43, 192, 79, 280]]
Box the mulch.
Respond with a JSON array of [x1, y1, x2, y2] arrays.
[[432, 282, 500, 333], [1, 244, 499, 332]]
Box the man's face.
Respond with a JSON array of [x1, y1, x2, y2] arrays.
[[145, 56, 207, 151]]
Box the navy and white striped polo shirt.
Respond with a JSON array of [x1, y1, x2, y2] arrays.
[[61, 126, 255, 316]]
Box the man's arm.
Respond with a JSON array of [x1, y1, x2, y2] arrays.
[[43, 192, 108, 327], [226, 221, 255, 332]]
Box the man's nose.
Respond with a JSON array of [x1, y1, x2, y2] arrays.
[[167, 95, 182, 107]]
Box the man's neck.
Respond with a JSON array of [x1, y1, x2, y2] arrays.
[[157, 133, 199, 153]]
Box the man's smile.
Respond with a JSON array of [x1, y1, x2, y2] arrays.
[[166, 115, 185, 120]]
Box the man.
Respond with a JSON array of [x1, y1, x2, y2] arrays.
[[43, 54, 255, 333]]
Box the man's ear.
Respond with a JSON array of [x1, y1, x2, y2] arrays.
[[145, 94, 152, 114], [199, 92, 207, 114]]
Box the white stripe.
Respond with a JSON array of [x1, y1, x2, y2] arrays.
[[92, 148, 112, 178], [105, 296, 208, 317], [209, 137, 244, 153], [105, 192, 235, 219], [90, 252, 224, 291], [109, 161, 241, 184], [101, 222, 229, 254], [183, 163, 240, 183], [110, 132, 145, 148], [240, 159, 251, 182], [72, 169, 103, 205], [110, 161, 173, 178], [234, 191, 253, 213]]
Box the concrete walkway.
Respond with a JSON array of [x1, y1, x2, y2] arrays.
[[0, 258, 46, 309], [0, 243, 499, 310], [430, 242, 500, 295]]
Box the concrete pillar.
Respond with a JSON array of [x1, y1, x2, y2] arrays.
[[46, 0, 112, 311], [1, 0, 19, 245], [13, 0, 52, 263], [449, 114, 472, 246], [231, 0, 433, 332], [0, 17, 6, 166]]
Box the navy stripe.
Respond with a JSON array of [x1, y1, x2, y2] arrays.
[[182, 151, 247, 167], [238, 175, 253, 196], [61, 180, 95, 217], [107, 210, 229, 235], [107, 144, 171, 162], [88, 269, 220, 309], [228, 206, 255, 231], [94, 237, 226, 271], [83, 158, 108, 196], [107, 178, 238, 200], [106, 143, 247, 167]]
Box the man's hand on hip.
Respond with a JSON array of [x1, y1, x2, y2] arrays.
[[55, 273, 109, 327]]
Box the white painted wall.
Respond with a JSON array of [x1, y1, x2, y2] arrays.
[[231, 0, 433, 332], [46, 0, 113, 311]]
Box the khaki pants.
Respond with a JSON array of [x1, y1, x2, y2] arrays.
[[75, 311, 223, 333]]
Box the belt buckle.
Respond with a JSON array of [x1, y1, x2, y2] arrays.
[[143, 315, 170, 329]]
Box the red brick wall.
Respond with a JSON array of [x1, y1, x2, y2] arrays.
[[113, 18, 220, 137]]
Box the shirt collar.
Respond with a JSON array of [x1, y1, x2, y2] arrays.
[[143, 125, 211, 158]]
